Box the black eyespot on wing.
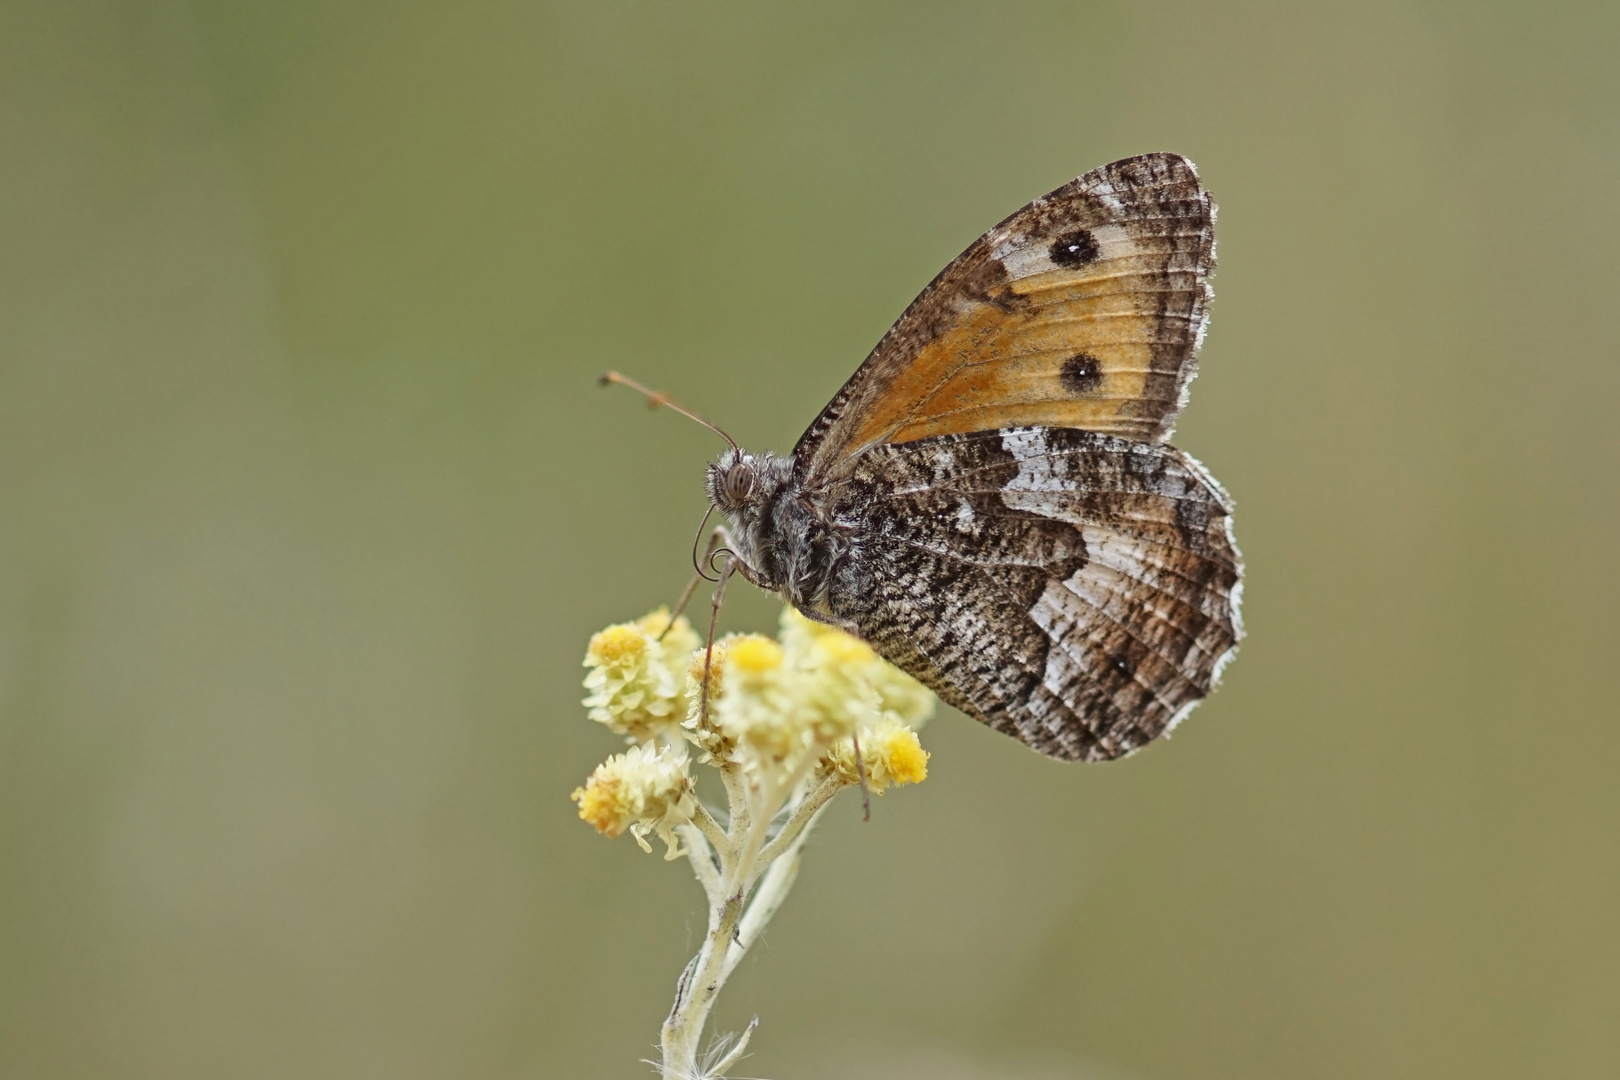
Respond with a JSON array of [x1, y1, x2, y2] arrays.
[[1048, 228, 1100, 267], [1059, 352, 1103, 393]]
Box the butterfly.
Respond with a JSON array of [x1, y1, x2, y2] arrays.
[[618, 153, 1242, 761]]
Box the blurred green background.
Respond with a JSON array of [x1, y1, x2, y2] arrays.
[[3, 2, 1617, 1077]]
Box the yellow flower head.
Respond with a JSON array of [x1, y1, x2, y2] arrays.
[[823, 713, 930, 793], [712, 633, 806, 770], [571, 742, 693, 857], [779, 609, 935, 730], [582, 608, 696, 742], [587, 624, 646, 666], [637, 607, 700, 659], [865, 656, 936, 728], [729, 635, 784, 674], [680, 639, 733, 758]]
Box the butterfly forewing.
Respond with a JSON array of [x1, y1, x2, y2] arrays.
[[796, 153, 1215, 484]]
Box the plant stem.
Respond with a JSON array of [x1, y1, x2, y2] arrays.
[[659, 772, 837, 1079], [723, 800, 825, 982], [686, 798, 731, 860], [756, 773, 841, 868], [660, 883, 748, 1078]]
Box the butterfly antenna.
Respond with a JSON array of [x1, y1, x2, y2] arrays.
[[598, 370, 740, 453]]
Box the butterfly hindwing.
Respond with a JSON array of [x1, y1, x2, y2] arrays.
[[823, 427, 1241, 761], [797, 153, 1215, 483]]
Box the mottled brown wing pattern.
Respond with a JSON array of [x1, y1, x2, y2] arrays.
[[823, 427, 1242, 761], [797, 153, 1215, 483]]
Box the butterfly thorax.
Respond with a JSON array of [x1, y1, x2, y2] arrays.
[[706, 448, 844, 612]]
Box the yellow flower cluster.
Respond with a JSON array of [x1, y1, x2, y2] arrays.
[[712, 609, 934, 789], [574, 605, 934, 849]]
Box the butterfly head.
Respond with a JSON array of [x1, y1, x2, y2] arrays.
[[705, 448, 801, 593], [705, 448, 791, 518]]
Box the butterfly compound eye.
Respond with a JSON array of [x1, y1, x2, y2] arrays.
[[723, 463, 755, 503]]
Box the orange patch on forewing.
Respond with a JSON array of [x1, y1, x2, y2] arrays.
[[843, 260, 1182, 448], [841, 301, 1009, 445]]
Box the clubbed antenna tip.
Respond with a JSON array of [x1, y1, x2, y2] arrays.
[[598, 370, 739, 452]]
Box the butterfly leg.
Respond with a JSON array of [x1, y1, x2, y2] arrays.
[[663, 523, 727, 637], [849, 728, 871, 822], [697, 546, 737, 733]]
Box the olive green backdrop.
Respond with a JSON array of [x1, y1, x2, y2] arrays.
[[2, 2, 1616, 1078]]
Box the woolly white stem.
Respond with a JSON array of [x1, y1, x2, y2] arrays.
[[756, 773, 841, 869], [723, 799, 827, 982], [676, 823, 723, 905], [659, 769, 837, 1079], [686, 798, 731, 860]]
